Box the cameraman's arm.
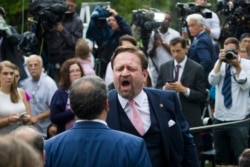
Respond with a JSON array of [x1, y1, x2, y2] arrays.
[[213, 49, 225, 73], [108, 8, 131, 35], [207, 12, 221, 40], [148, 32, 162, 57], [115, 15, 131, 35], [8, 27, 22, 44], [56, 18, 83, 47], [162, 42, 171, 53]]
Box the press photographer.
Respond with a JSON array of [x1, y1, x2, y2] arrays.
[[86, 6, 131, 78], [218, 0, 250, 40], [29, 0, 83, 81]]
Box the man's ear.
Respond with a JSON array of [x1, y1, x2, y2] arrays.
[[105, 99, 109, 113]]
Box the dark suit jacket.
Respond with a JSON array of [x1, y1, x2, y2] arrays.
[[187, 31, 214, 88], [107, 88, 199, 167], [45, 121, 151, 167], [156, 58, 207, 127]]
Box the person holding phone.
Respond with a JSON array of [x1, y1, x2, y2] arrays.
[[0, 61, 31, 134], [156, 37, 207, 155]]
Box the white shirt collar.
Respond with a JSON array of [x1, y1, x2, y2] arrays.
[[75, 119, 107, 126], [174, 56, 187, 67], [118, 89, 147, 109]]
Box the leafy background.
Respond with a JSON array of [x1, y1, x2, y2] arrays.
[[0, 0, 218, 34]]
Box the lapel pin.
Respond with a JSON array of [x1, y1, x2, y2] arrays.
[[160, 103, 164, 108]]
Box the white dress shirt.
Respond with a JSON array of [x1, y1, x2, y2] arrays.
[[147, 28, 180, 87], [118, 90, 151, 132], [208, 58, 250, 121], [173, 56, 190, 96]]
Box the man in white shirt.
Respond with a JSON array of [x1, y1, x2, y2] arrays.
[[21, 55, 57, 138], [147, 12, 180, 87], [208, 37, 250, 166]]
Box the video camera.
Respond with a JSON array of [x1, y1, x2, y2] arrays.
[[218, 0, 250, 40], [29, 0, 68, 30], [131, 8, 165, 32], [176, 2, 212, 20]]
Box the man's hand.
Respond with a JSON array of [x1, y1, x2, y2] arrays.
[[165, 81, 187, 93], [107, 8, 118, 16], [30, 116, 39, 125], [55, 22, 64, 32]]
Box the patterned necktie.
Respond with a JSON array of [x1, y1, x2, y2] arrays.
[[174, 64, 181, 81], [128, 100, 145, 136], [221, 65, 232, 109]]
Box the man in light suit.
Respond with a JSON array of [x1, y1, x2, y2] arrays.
[[156, 37, 207, 128], [107, 46, 199, 167], [45, 76, 151, 167], [187, 13, 215, 88]]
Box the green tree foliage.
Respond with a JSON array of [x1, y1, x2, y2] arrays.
[[2, 0, 219, 34]]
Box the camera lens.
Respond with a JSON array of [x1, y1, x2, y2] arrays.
[[225, 52, 234, 59], [225, 49, 237, 60]]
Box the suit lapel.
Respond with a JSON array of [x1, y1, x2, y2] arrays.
[[180, 59, 191, 82], [107, 90, 122, 130], [144, 88, 170, 161]]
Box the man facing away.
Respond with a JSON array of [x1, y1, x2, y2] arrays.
[[107, 45, 199, 167], [45, 76, 152, 167]]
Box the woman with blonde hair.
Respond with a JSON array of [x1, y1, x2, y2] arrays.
[[0, 61, 31, 134]]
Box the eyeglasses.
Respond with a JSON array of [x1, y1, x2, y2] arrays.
[[69, 69, 81, 74], [242, 40, 250, 44]]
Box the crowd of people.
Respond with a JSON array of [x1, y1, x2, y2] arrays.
[[1, 0, 250, 166]]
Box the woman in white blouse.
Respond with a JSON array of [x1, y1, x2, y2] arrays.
[[0, 61, 31, 134]]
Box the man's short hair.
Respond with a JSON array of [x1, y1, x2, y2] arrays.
[[186, 13, 206, 27], [119, 34, 137, 46], [69, 76, 108, 120], [111, 46, 148, 70], [10, 126, 44, 156], [170, 37, 187, 48], [224, 37, 240, 50]]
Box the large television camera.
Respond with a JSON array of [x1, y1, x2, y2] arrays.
[[176, 2, 212, 20], [29, 0, 68, 31], [218, 0, 250, 40], [131, 8, 165, 51]]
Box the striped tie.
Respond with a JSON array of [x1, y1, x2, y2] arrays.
[[221, 65, 232, 108]]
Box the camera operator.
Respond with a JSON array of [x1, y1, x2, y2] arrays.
[[208, 37, 250, 166], [147, 12, 180, 87], [0, 6, 27, 81], [194, 0, 221, 41], [92, 7, 131, 78], [43, 0, 83, 82]]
